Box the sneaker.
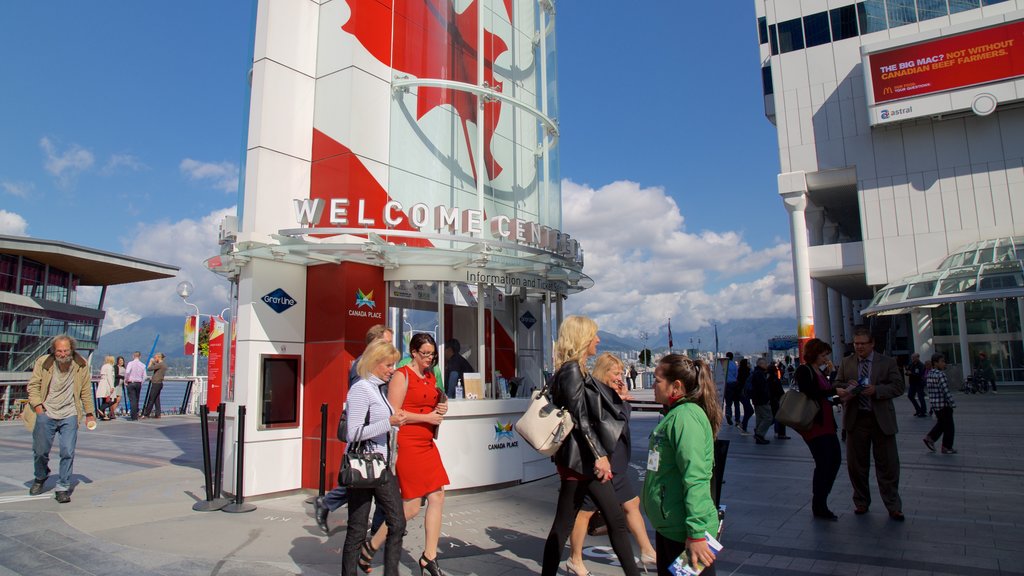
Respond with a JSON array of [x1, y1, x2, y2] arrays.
[[28, 478, 46, 496], [775, 434, 791, 440], [739, 428, 751, 436], [55, 491, 71, 504], [941, 447, 958, 454], [754, 435, 770, 445], [923, 437, 936, 452]]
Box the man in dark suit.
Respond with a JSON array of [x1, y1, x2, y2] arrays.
[[835, 327, 906, 520]]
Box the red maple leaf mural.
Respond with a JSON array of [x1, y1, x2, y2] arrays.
[[342, 0, 513, 182]]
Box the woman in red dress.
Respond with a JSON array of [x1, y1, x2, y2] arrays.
[[367, 333, 449, 575]]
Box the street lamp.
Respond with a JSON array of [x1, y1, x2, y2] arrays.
[[177, 281, 201, 380]]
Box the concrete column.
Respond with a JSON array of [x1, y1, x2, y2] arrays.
[[843, 295, 855, 345], [957, 301, 971, 373], [910, 308, 934, 359], [828, 287, 844, 363], [813, 280, 830, 350], [780, 171, 815, 351]]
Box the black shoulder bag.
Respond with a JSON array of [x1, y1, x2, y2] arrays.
[[338, 402, 391, 489]]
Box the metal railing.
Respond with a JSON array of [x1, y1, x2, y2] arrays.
[[1, 375, 208, 419]]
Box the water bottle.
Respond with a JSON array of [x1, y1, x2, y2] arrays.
[[455, 378, 464, 400]]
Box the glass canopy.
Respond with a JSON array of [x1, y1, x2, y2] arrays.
[[862, 236, 1024, 316]]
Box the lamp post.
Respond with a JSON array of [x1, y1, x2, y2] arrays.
[[177, 281, 201, 380]]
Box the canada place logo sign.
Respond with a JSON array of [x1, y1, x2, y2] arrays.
[[262, 288, 297, 314]]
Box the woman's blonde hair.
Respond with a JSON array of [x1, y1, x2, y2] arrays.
[[356, 339, 400, 380], [656, 354, 723, 436], [554, 315, 598, 373], [592, 352, 624, 384], [104, 355, 115, 365]]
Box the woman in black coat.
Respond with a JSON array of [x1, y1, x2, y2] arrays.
[[540, 315, 640, 576]]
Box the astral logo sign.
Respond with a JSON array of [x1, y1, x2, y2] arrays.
[[262, 288, 297, 313], [880, 106, 912, 120], [489, 421, 518, 451], [349, 288, 383, 319]]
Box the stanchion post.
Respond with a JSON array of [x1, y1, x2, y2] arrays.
[[319, 402, 328, 497], [192, 405, 227, 511], [214, 402, 226, 498], [222, 404, 256, 513]]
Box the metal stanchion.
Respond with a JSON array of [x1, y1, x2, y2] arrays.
[[192, 405, 228, 511], [213, 403, 226, 499], [319, 402, 328, 497], [179, 379, 193, 415], [222, 405, 256, 513]]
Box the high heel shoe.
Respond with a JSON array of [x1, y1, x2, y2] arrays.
[[358, 541, 377, 573], [564, 558, 592, 576], [639, 553, 657, 574], [419, 553, 445, 576]]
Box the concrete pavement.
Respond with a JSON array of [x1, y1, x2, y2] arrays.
[[1, 387, 1023, 575]]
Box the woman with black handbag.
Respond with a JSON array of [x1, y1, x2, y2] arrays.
[[342, 340, 408, 576], [540, 315, 640, 576], [794, 338, 842, 520]]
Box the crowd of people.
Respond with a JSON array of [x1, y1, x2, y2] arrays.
[[24, 321, 986, 573]]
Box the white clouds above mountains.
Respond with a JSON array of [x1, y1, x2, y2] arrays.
[[102, 207, 236, 332], [561, 179, 794, 335], [0, 210, 28, 236], [180, 159, 239, 193], [2, 181, 32, 198]]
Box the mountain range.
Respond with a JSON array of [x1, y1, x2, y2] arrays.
[[95, 315, 798, 375]]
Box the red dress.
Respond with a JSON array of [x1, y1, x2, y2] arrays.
[[395, 365, 450, 499]]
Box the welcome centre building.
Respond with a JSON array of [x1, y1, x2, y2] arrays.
[[204, 1, 589, 497], [758, 0, 1024, 384]]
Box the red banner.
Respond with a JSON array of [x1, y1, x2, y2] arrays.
[[870, 20, 1024, 104], [183, 315, 197, 356], [207, 316, 225, 410]]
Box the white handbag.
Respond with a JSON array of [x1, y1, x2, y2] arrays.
[[515, 386, 574, 456]]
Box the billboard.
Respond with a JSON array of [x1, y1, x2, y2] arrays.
[[868, 19, 1024, 104]]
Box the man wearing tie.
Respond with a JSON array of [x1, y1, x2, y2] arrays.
[[835, 327, 906, 520]]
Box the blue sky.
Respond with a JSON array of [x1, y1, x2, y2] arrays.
[[0, 1, 793, 336]]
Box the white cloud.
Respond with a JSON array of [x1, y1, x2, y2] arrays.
[[103, 153, 147, 174], [180, 158, 239, 193], [1, 180, 32, 198], [40, 137, 94, 188], [103, 207, 237, 323], [0, 210, 29, 236], [561, 179, 794, 335]]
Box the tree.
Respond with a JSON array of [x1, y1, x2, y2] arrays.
[[198, 319, 212, 358]]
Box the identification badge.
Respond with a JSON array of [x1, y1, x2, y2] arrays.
[[647, 449, 660, 472]]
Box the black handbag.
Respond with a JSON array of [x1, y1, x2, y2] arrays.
[[338, 403, 391, 489], [336, 401, 348, 442]]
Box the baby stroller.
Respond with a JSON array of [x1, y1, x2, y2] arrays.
[[962, 369, 990, 394]]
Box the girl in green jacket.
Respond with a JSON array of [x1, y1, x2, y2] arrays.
[[643, 354, 723, 575]]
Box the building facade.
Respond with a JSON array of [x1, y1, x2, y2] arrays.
[[208, 0, 588, 496], [757, 0, 1024, 382]]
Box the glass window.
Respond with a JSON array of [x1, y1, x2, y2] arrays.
[[933, 304, 959, 336], [949, 0, 980, 13], [777, 18, 805, 53], [938, 270, 978, 294], [917, 0, 949, 20], [881, 285, 908, 304], [758, 16, 768, 44], [831, 5, 860, 40], [761, 65, 774, 96], [982, 0, 1009, 5], [45, 267, 69, 303], [804, 12, 831, 47], [858, 1, 889, 33], [19, 260, 43, 298], [888, 0, 918, 26], [907, 280, 937, 299], [0, 255, 17, 293], [769, 23, 779, 55]]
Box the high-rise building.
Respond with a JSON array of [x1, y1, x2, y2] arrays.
[[758, 0, 1024, 384]]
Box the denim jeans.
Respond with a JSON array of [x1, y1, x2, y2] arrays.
[[33, 412, 79, 492]]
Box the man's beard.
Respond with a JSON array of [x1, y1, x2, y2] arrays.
[[55, 355, 73, 368]]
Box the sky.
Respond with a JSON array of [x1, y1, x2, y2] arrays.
[[0, 1, 792, 338]]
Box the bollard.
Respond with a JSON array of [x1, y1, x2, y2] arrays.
[[222, 405, 256, 513], [213, 403, 226, 498], [192, 406, 227, 511], [319, 402, 328, 497]]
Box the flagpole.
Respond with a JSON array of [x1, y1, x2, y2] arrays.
[[668, 317, 673, 354]]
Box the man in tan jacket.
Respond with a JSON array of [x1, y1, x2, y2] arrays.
[[27, 335, 96, 503]]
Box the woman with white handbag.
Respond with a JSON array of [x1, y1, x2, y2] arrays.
[[794, 338, 842, 521], [540, 316, 640, 576]]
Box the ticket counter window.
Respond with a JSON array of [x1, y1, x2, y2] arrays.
[[388, 281, 504, 398], [259, 354, 300, 429]]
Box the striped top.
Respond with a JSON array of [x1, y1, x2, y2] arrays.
[[346, 376, 397, 461]]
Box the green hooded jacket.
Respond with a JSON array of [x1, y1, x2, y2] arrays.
[[641, 400, 718, 542]]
